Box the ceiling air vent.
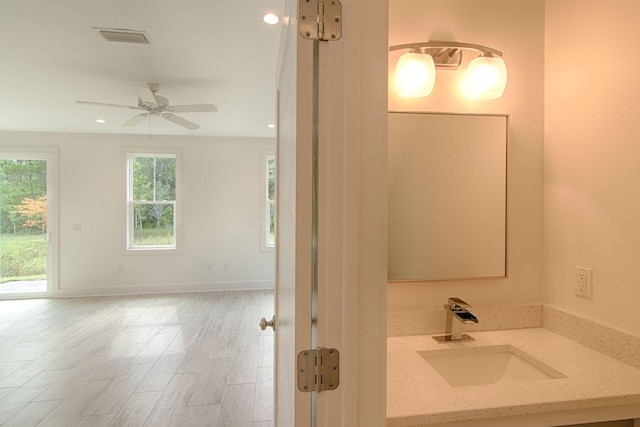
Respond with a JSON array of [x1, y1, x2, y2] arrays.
[[94, 27, 152, 44]]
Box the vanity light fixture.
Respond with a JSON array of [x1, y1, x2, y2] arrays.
[[390, 40, 508, 100]]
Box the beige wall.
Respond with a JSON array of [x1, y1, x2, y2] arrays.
[[544, 0, 640, 335], [388, 0, 545, 310]]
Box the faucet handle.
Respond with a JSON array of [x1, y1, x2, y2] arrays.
[[448, 297, 471, 309]]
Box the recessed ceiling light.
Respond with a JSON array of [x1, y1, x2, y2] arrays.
[[263, 13, 280, 25], [96, 119, 106, 124], [267, 124, 275, 128]]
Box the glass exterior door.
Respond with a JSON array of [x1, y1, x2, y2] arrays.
[[0, 152, 56, 298]]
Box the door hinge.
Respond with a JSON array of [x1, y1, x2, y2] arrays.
[[297, 348, 340, 392], [298, 0, 342, 41]]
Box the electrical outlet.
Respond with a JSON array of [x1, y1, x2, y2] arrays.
[[574, 266, 593, 299]]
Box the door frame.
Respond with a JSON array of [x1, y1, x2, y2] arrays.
[[0, 147, 58, 299], [274, 0, 388, 425], [315, 0, 389, 424]]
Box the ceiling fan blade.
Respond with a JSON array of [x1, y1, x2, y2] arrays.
[[76, 101, 143, 110], [154, 95, 170, 107], [122, 113, 149, 127], [171, 104, 218, 113], [135, 85, 158, 105], [161, 113, 200, 130]]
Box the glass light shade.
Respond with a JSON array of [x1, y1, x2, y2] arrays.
[[464, 55, 508, 100], [394, 52, 436, 98]]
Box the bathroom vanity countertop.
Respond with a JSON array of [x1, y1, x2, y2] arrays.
[[387, 328, 640, 426]]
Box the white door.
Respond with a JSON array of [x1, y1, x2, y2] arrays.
[[0, 150, 58, 299], [273, 0, 388, 426]]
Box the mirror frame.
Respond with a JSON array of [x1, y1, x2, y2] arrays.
[[387, 111, 509, 282]]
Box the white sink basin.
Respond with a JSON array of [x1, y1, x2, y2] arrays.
[[419, 345, 566, 387]]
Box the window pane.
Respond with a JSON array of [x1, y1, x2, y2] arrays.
[[132, 157, 155, 201], [131, 156, 176, 201], [132, 203, 175, 246], [268, 200, 275, 246], [154, 157, 176, 200], [267, 158, 275, 201]]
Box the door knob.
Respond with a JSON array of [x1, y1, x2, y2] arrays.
[[260, 315, 275, 331]]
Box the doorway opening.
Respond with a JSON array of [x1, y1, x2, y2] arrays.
[[0, 152, 57, 298]]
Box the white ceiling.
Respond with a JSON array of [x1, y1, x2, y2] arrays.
[[0, 0, 284, 138]]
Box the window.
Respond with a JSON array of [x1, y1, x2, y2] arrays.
[[262, 153, 276, 250], [126, 153, 178, 251]]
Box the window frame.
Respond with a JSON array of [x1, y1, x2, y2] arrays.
[[125, 151, 181, 254], [261, 151, 276, 252]]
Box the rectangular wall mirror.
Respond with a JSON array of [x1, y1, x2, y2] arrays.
[[388, 112, 508, 282]]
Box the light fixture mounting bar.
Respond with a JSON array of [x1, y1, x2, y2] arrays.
[[389, 40, 503, 57]]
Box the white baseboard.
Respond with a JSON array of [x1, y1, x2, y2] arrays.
[[53, 280, 274, 298]]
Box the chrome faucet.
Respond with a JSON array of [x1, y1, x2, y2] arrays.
[[433, 297, 479, 343]]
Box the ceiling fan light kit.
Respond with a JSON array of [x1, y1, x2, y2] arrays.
[[76, 83, 217, 131]]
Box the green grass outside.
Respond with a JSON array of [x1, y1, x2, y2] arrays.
[[134, 227, 175, 246], [0, 234, 47, 283]]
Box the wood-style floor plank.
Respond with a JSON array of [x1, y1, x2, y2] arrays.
[[0, 382, 57, 423], [252, 367, 274, 423], [188, 358, 231, 406], [107, 391, 163, 427], [1, 399, 60, 427], [143, 373, 199, 426], [225, 346, 259, 385], [131, 327, 181, 366], [215, 383, 255, 427], [135, 352, 186, 393], [72, 413, 115, 427], [183, 404, 220, 426], [82, 364, 152, 416], [37, 379, 110, 426], [0, 290, 273, 427]]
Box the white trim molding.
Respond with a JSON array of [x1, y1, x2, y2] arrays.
[[54, 280, 274, 298]]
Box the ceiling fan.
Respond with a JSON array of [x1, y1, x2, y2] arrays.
[[76, 83, 217, 130]]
